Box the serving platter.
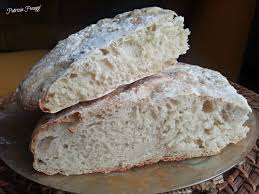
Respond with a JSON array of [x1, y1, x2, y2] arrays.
[[0, 102, 258, 194]]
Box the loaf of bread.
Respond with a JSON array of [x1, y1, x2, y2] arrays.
[[31, 63, 251, 175], [17, 7, 190, 113]]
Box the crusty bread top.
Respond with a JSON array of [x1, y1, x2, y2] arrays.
[[16, 7, 181, 111], [31, 63, 252, 144]]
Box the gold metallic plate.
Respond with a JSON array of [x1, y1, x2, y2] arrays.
[[0, 103, 258, 194]]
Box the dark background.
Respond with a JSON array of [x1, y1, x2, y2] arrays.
[[239, 5, 258, 93], [0, 0, 258, 92]]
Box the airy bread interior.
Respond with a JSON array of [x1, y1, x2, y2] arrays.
[[33, 94, 250, 175]]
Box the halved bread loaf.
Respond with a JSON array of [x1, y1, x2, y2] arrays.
[[17, 7, 190, 113], [31, 63, 252, 175]]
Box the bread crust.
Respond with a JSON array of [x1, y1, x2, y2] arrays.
[[34, 153, 218, 175], [70, 153, 218, 175]]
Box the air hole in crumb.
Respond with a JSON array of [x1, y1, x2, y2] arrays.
[[225, 104, 232, 111], [38, 136, 55, 152], [87, 72, 96, 80], [147, 24, 157, 31], [204, 128, 212, 135], [192, 101, 198, 112], [80, 134, 86, 138], [150, 110, 157, 120], [196, 139, 204, 148], [162, 126, 170, 134], [151, 24, 156, 31], [100, 49, 109, 55], [70, 73, 78, 78], [199, 79, 205, 84], [95, 144, 100, 149], [48, 93, 55, 98], [96, 114, 104, 119], [202, 100, 214, 113], [38, 159, 46, 165], [102, 59, 114, 69], [214, 120, 223, 125], [63, 144, 68, 149], [96, 81, 101, 86], [175, 120, 180, 125], [131, 107, 137, 117], [166, 103, 173, 110], [170, 99, 179, 105], [221, 109, 229, 121]]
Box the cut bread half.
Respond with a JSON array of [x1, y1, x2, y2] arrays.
[[17, 7, 190, 113], [31, 63, 251, 175]]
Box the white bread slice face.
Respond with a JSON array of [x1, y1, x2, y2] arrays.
[[31, 63, 251, 175], [17, 7, 190, 113]]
